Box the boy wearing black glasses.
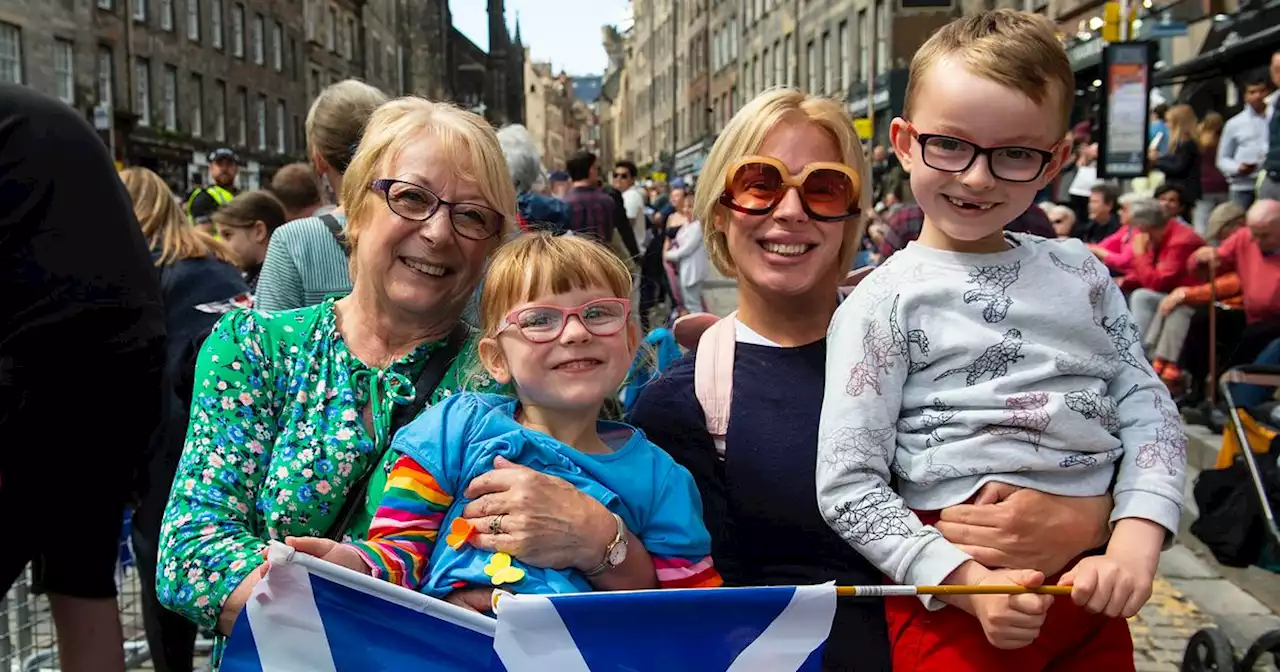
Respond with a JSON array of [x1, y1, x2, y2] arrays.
[[815, 10, 1184, 671]]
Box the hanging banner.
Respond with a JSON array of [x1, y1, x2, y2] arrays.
[[1098, 41, 1151, 179]]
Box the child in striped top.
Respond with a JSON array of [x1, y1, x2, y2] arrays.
[[286, 233, 721, 608]]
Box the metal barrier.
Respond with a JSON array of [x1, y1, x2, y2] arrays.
[[0, 513, 214, 671]]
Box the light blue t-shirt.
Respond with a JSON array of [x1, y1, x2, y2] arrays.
[[390, 392, 713, 598]]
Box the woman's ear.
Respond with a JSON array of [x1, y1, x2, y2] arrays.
[[477, 337, 512, 385], [311, 149, 330, 176], [251, 220, 269, 244]]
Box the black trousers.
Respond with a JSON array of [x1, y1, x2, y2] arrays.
[[1179, 307, 1280, 395], [131, 447, 199, 672]]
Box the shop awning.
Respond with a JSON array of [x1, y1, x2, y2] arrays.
[[1153, 12, 1280, 85]]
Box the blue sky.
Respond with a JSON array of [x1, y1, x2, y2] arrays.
[[450, 0, 631, 76]]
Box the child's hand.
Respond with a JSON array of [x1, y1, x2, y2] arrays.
[[283, 536, 372, 575], [1058, 519, 1162, 618], [970, 569, 1054, 650]]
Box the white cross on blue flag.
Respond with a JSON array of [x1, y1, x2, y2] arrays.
[[220, 542, 837, 671]]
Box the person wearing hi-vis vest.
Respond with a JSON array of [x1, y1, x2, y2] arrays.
[[187, 147, 240, 234]]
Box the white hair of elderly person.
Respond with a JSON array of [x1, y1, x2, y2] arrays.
[[496, 124, 544, 195]]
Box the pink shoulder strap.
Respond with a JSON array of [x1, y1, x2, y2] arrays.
[[694, 311, 737, 459]]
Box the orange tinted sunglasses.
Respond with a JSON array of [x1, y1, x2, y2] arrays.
[[720, 156, 862, 222]]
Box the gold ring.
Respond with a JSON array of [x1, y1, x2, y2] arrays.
[[490, 514, 504, 535]]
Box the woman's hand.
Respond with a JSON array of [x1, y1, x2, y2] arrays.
[[461, 456, 620, 571], [216, 566, 264, 636], [1159, 288, 1187, 316], [446, 587, 497, 614], [936, 483, 1112, 576]]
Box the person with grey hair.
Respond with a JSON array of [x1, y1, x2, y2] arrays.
[[495, 123, 569, 231], [1047, 204, 1076, 238], [1099, 193, 1207, 343]]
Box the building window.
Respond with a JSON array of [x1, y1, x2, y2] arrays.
[[187, 0, 200, 40], [370, 35, 380, 78], [215, 79, 226, 141], [325, 6, 336, 52], [783, 33, 792, 86], [857, 9, 868, 83], [251, 13, 263, 64], [255, 94, 266, 150], [275, 99, 285, 152], [272, 22, 283, 71], [97, 0, 112, 8], [191, 74, 203, 137], [822, 31, 831, 94], [231, 3, 244, 58], [160, 0, 173, 30], [875, 0, 888, 76], [236, 86, 247, 146], [162, 65, 177, 130], [0, 23, 20, 85], [211, 0, 223, 48], [133, 0, 146, 22], [305, 0, 316, 42], [54, 39, 74, 104], [134, 58, 151, 127], [343, 17, 354, 60], [838, 20, 849, 92], [806, 40, 816, 95], [97, 47, 113, 108], [773, 43, 782, 92]]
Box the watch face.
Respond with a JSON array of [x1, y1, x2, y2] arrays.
[[607, 539, 628, 566]]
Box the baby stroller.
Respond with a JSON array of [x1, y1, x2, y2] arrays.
[[1181, 365, 1280, 671]]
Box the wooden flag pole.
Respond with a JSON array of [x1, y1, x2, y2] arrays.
[[836, 585, 1073, 597]]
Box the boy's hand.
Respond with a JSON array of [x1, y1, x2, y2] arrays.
[[1060, 518, 1162, 618], [284, 536, 372, 575], [969, 569, 1054, 650]]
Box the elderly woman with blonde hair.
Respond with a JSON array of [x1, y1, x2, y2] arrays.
[[629, 88, 1117, 669], [157, 98, 660, 669]]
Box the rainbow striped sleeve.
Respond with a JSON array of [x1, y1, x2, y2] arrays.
[[347, 455, 453, 589], [653, 555, 723, 589]]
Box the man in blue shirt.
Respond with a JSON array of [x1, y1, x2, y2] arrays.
[[1218, 74, 1272, 210]]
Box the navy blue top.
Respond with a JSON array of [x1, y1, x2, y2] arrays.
[[629, 339, 891, 671]]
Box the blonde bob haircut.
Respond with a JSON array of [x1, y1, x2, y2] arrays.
[[340, 97, 519, 259], [120, 167, 237, 267], [695, 88, 871, 278], [478, 232, 635, 340]]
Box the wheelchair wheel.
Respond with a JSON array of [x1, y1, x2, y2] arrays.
[[1181, 627, 1237, 672], [1239, 629, 1280, 671]]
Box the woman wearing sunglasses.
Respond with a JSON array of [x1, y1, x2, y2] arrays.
[[628, 88, 1115, 670], [156, 98, 657, 669]]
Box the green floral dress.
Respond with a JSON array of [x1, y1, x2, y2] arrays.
[[156, 298, 498, 665]]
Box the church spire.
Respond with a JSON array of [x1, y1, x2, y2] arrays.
[[513, 12, 522, 47]]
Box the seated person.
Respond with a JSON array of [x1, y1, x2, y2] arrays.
[[288, 233, 721, 603]]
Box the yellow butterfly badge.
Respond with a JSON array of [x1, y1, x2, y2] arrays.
[[484, 552, 526, 586]]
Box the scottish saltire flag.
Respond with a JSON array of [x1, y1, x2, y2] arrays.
[[221, 542, 837, 672]]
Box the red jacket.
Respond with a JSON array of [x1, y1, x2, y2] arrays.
[[1118, 219, 1204, 294]]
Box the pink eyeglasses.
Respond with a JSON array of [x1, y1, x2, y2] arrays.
[[499, 298, 631, 343]]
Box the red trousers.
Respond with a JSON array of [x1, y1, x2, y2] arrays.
[[885, 512, 1135, 672]]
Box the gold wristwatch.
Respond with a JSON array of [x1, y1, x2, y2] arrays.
[[584, 513, 628, 577]]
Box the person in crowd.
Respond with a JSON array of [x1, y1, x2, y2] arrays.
[[283, 233, 720, 602], [1150, 106, 1201, 222], [1217, 73, 1272, 211], [1092, 189, 1198, 281], [1149, 102, 1170, 156], [548, 170, 571, 199], [1071, 182, 1121, 243], [1113, 196, 1204, 338], [1047, 204, 1076, 238], [629, 86, 1116, 670], [1179, 199, 1280, 403], [254, 79, 387, 311], [563, 151, 640, 262], [1195, 112, 1229, 237], [121, 167, 248, 672], [1156, 184, 1190, 224], [1066, 138, 1099, 225], [1146, 202, 1248, 393], [1261, 51, 1280, 201], [269, 162, 325, 221], [496, 123, 569, 232], [212, 190, 288, 292], [188, 148, 240, 233], [664, 189, 710, 314], [613, 160, 649, 250], [818, 12, 1180, 669], [157, 98, 656, 668], [0, 84, 166, 672]]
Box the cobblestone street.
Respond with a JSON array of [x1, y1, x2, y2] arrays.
[[1130, 577, 1213, 671]]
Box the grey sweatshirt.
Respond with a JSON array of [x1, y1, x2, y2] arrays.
[[816, 233, 1186, 607]]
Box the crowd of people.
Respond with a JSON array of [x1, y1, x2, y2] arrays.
[[4, 9, 1280, 672]]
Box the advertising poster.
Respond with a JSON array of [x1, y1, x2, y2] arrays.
[[1099, 42, 1151, 179]]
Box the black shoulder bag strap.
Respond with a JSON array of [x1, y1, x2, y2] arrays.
[[325, 322, 473, 539], [319, 213, 350, 258]]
